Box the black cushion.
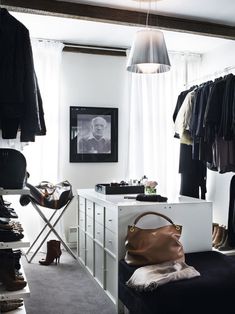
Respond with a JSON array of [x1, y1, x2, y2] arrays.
[[119, 251, 235, 314]]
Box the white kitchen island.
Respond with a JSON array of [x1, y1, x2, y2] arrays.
[[76, 189, 212, 313]]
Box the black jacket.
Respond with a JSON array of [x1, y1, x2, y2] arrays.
[[0, 9, 46, 142]]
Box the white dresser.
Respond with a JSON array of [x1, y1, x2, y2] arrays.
[[76, 189, 213, 312]]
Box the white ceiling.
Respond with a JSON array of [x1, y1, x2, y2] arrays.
[[10, 0, 235, 54]]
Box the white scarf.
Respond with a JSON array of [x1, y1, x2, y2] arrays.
[[126, 261, 200, 291]]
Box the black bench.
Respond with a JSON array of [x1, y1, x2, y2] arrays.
[[119, 251, 235, 314]]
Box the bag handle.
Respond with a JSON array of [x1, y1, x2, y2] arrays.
[[133, 211, 176, 227]]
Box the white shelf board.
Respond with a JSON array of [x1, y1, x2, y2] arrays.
[[0, 266, 30, 301], [0, 234, 30, 250], [0, 188, 30, 196]]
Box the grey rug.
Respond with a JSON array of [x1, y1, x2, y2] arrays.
[[22, 250, 116, 314]]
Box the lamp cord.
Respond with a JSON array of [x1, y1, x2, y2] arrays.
[[146, 1, 152, 28]]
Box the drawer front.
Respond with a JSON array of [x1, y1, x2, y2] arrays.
[[79, 210, 85, 230], [86, 200, 94, 218], [86, 215, 93, 237], [86, 235, 94, 275], [105, 209, 117, 233], [78, 228, 86, 265], [94, 204, 104, 225], [104, 252, 117, 302], [94, 221, 104, 245], [78, 196, 86, 212], [105, 228, 116, 255], [94, 243, 104, 287]]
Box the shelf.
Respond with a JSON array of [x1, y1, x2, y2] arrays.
[[0, 266, 30, 301], [0, 234, 30, 250], [0, 188, 30, 196]]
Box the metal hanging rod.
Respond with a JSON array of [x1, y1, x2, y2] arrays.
[[185, 65, 235, 87]]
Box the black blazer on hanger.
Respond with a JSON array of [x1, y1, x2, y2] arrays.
[[0, 9, 46, 142]]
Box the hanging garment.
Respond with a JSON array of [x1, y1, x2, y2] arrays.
[[227, 175, 235, 246], [174, 90, 196, 145], [175, 73, 235, 175], [179, 144, 207, 199], [0, 9, 46, 142]]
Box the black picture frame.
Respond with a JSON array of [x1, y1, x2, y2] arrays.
[[70, 106, 118, 162]]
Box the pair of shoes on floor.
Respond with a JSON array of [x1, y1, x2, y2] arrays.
[[39, 240, 62, 266], [0, 299, 23, 312], [212, 223, 235, 251]]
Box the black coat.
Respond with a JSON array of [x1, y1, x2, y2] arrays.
[[0, 9, 46, 142]]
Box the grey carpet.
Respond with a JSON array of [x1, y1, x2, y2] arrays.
[[22, 250, 116, 314]]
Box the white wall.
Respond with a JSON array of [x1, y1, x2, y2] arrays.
[[59, 51, 129, 238], [201, 40, 235, 225]]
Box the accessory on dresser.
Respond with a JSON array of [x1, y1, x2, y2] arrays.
[[125, 211, 184, 266], [136, 194, 168, 202], [20, 180, 73, 209], [39, 240, 62, 266]]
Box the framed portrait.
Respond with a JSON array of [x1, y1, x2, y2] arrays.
[[70, 106, 118, 162]]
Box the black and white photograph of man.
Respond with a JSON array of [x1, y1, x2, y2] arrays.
[[71, 115, 111, 154]]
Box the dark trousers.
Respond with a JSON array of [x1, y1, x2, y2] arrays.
[[179, 144, 207, 200]]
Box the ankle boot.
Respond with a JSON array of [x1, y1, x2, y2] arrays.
[[213, 225, 225, 247], [212, 225, 219, 243], [39, 240, 62, 266], [218, 232, 235, 251], [214, 228, 227, 249], [13, 250, 22, 270], [0, 251, 27, 291], [51, 240, 62, 261]]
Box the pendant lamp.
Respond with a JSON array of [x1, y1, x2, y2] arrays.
[[126, 1, 171, 74]]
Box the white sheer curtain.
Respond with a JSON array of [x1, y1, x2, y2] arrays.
[[126, 52, 201, 198], [23, 40, 64, 183], [17, 40, 64, 249]]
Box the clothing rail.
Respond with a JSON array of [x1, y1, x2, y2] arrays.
[[185, 65, 235, 88]]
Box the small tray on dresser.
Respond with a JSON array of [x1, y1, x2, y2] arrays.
[[95, 183, 145, 195]]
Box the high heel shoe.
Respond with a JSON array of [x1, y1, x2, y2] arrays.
[[39, 240, 62, 266]]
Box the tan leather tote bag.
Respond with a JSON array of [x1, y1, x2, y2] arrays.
[[125, 211, 184, 266]]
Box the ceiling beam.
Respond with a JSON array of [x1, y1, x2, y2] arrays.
[[1, 0, 235, 40]]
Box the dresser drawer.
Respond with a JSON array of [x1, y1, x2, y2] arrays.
[[105, 228, 116, 255], [94, 243, 104, 287], [104, 252, 117, 302], [95, 204, 104, 225], [86, 215, 93, 237], [79, 210, 85, 230], [78, 228, 86, 265], [105, 209, 117, 233], [86, 235, 94, 275], [86, 200, 94, 218], [94, 221, 104, 245], [78, 196, 86, 211]]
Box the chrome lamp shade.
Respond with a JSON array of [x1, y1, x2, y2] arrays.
[[126, 29, 171, 74]]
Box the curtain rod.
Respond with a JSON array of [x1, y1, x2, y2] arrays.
[[64, 43, 128, 53], [185, 65, 235, 87]]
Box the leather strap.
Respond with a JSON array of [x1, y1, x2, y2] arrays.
[[133, 211, 175, 226]]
